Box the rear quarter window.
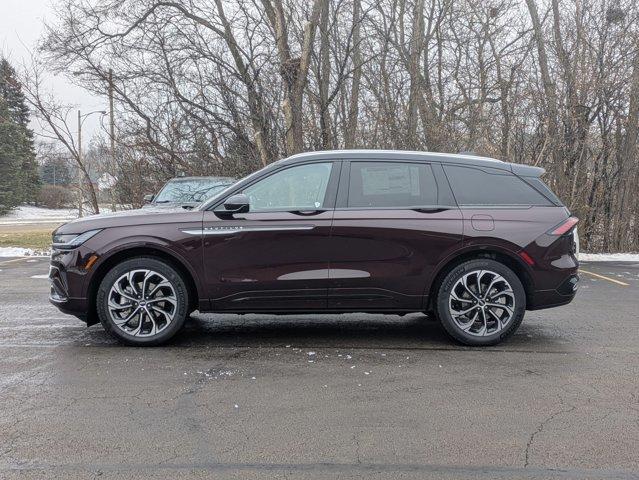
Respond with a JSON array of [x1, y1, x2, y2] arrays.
[[521, 177, 563, 206], [443, 165, 553, 206]]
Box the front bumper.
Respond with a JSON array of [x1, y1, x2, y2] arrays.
[[49, 248, 95, 324]]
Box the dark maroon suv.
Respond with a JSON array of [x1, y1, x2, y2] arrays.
[[49, 150, 579, 346]]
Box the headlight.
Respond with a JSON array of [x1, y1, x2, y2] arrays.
[[52, 229, 102, 249]]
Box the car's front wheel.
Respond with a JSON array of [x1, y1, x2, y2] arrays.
[[96, 257, 189, 346], [435, 259, 526, 346]]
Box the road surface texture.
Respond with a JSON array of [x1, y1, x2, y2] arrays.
[[0, 256, 638, 479]]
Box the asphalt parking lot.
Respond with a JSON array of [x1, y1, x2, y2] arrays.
[[0, 256, 638, 479]]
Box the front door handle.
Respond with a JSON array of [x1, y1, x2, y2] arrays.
[[291, 209, 326, 216]]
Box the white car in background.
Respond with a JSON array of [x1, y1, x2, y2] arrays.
[[143, 176, 236, 210]]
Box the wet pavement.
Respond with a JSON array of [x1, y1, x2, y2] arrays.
[[0, 256, 638, 479]]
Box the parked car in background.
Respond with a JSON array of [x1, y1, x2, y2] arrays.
[[49, 150, 578, 347], [143, 176, 236, 209]]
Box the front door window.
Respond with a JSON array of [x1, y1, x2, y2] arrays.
[[243, 163, 333, 211]]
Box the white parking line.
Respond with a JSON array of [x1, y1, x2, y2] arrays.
[[0, 257, 31, 266]]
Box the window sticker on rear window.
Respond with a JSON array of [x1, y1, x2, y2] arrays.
[[360, 164, 420, 197], [348, 162, 438, 208]]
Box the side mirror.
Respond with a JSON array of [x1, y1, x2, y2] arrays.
[[143, 194, 154, 203], [223, 193, 250, 214]]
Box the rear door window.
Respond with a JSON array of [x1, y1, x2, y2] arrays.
[[348, 162, 438, 208], [443, 165, 553, 206]]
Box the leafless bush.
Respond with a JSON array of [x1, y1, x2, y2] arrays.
[[37, 184, 72, 209]]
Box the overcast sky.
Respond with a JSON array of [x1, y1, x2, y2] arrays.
[[1, 0, 104, 140]]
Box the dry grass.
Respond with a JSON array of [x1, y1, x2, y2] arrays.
[[0, 229, 53, 250]]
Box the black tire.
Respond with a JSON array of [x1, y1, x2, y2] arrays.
[[96, 256, 189, 346], [435, 259, 526, 346]]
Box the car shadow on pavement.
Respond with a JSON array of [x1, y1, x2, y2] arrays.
[[141, 312, 565, 351]]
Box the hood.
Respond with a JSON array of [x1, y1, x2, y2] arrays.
[[54, 207, 203, 235]]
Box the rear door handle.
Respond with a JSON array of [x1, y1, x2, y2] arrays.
[[413, 207, 449, 214]]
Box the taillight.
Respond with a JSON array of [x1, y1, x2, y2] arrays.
[[548, 217, 578, 236]]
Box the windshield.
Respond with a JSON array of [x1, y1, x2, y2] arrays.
[[197, 161, 284, 211], [154, 178, 234, 204]]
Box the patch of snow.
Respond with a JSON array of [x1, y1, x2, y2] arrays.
[[0, 205, 78, 224], [0, 205, 117, 225], [0, 247, 49, 257], [579, 253, 639, 262], [30, 274, 49, 279]]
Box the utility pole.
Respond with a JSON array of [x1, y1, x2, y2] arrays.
[[108, 69, 115, 163], [77, 109, 83, 217], [108, 69, 117, 212]]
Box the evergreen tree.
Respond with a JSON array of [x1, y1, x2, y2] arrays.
[[0, 58, 40, 205], [0, 99, 23, 214], [40, 156, 72, 186]]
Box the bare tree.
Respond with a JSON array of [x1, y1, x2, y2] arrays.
[[20, 61, 100, 214], [35, 0, 639, 252]]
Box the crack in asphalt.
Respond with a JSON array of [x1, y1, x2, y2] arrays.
[[524, 395, 577, 468]]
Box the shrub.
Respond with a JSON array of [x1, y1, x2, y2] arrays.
[[37, 185, 72, 209]]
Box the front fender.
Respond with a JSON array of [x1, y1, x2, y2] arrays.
[[80, 226, 205, 304]]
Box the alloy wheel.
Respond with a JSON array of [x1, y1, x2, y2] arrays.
[[448, 269, 515, 337], [107, 269, 177, 337]]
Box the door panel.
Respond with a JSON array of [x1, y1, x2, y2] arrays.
[[328, 160, 462, 310], [328, 208, 463, 310], [202, 210, 334, 310], [200, 161, 339, 311]]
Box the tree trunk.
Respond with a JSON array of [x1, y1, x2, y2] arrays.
[[263, 0, 324, 155], [344, 0, 362, 149], [525, 0, 560, 167], [407, 0, 425, 148], [318, 0, 332, 149]]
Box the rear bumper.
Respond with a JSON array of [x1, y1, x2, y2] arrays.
[[528, 274, 579, 310]]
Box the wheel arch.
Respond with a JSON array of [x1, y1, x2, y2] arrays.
[[426, 247, 534, 312], [85, 245, 201, 326]]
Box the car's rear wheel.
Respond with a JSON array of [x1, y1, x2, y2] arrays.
[[96, 257, 189, 346], [435, 259, 526, 346]]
